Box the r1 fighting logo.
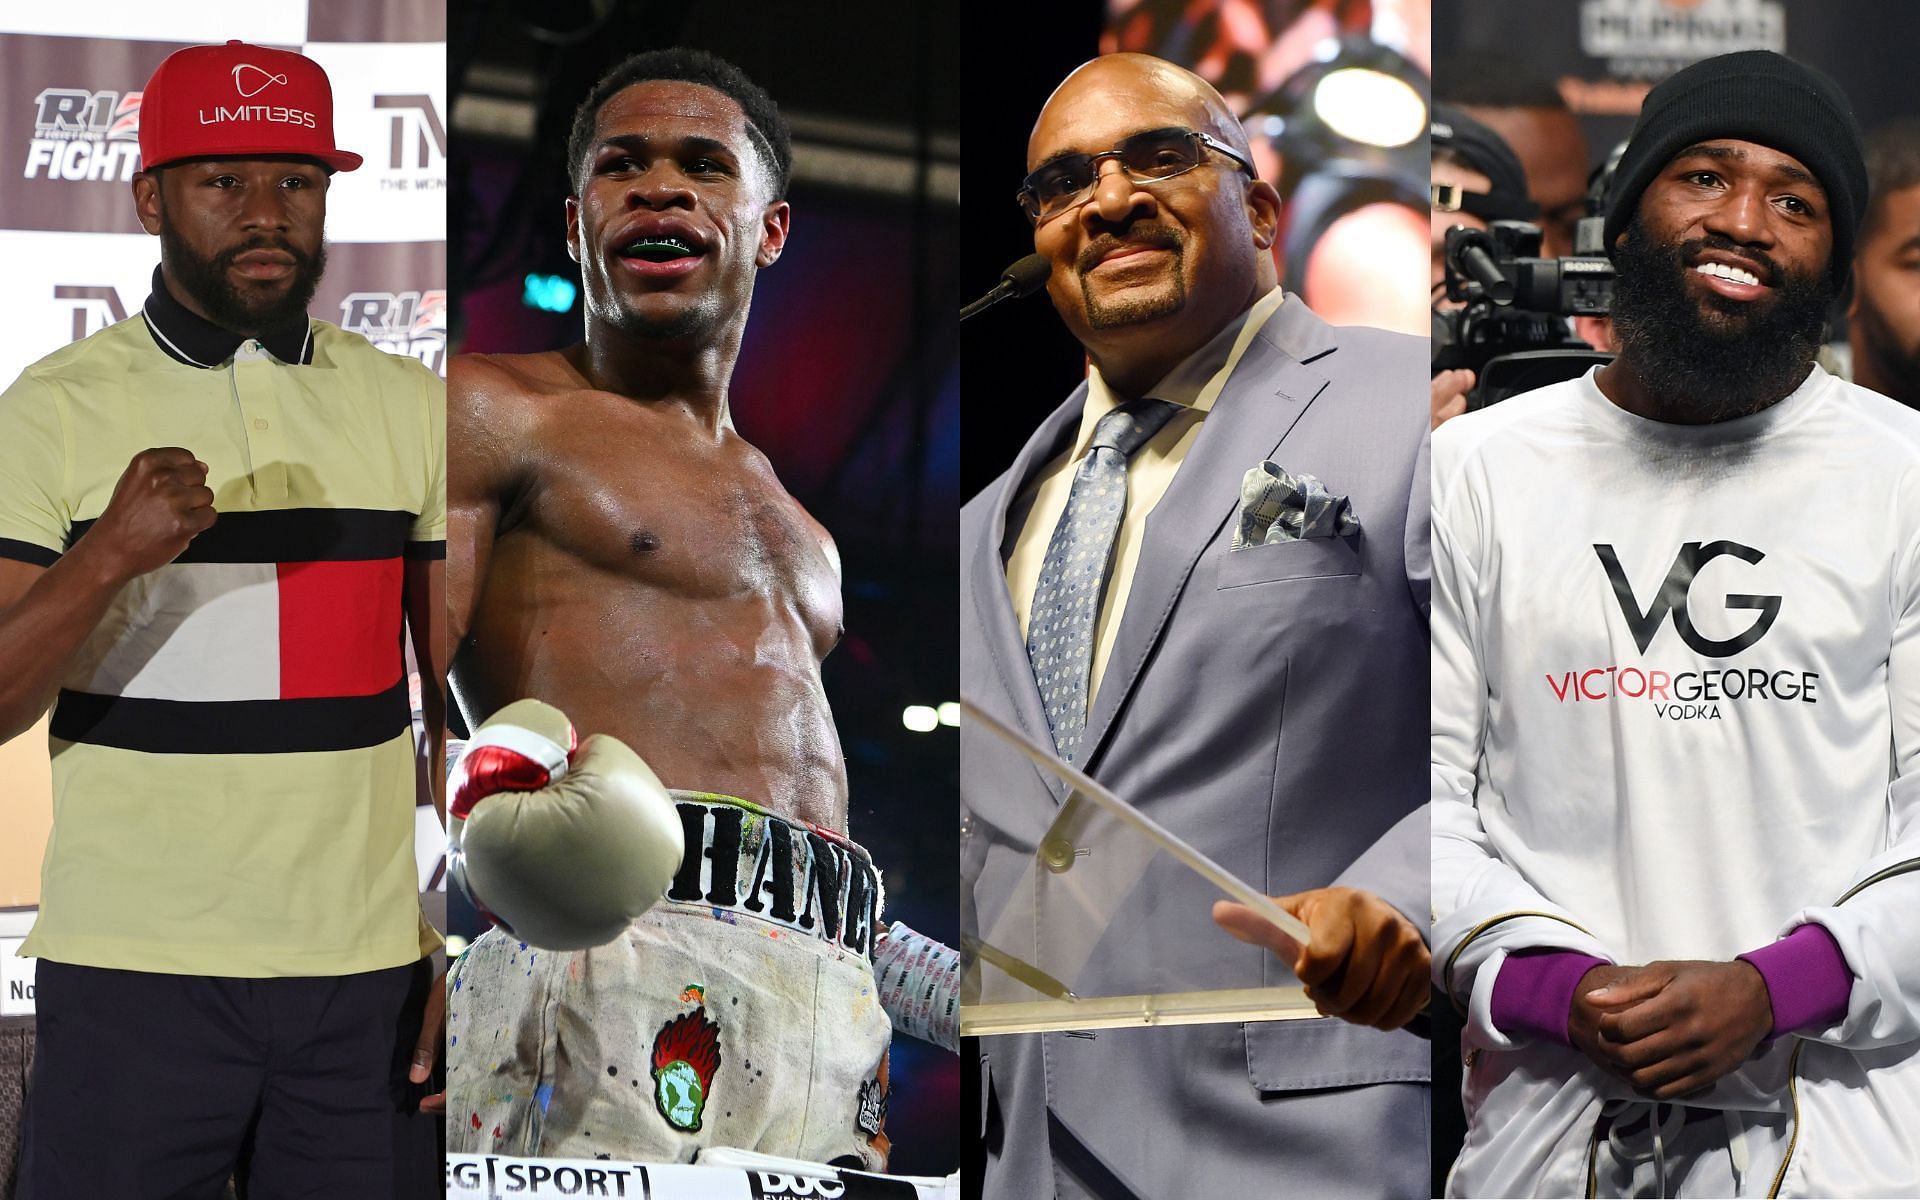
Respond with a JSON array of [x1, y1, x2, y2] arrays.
[[26, 88, 142, 182], [1594, 541, 1781, 656], [339, 290, 446, 375]]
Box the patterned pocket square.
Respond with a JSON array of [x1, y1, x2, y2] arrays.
[[1233, 461, 1360, 549]]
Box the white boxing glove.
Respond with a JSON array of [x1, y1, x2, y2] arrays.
[[449, 698, 684, 951]]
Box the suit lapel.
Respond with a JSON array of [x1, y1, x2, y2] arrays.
[[968, 384, 1088, 803], [1076, 298, 1339, 772]]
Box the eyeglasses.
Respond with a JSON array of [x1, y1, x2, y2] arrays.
[[1016, 127, 1258, 225]]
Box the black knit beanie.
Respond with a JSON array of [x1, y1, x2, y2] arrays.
[[1602, 50, 1866, 287]]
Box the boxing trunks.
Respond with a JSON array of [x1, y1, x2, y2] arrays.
[[446, 793, 894, 1168]]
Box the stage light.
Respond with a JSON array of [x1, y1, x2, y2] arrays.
[[1243, 37, 1430, 321], [902, 705, 939, 733], [1314, 67, 1426, 149], [1250, 36, 1429, 156], [522, 273, 577, 313], [937, 702, 960, 727]]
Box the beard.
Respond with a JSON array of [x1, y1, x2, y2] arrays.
[[1850, 293, 1920, 409], [1077, 225, 1187, 329], [1608, 214, 1834, 422], [160, 222, 326, 336]]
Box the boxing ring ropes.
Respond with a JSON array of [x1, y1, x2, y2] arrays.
[[958, 701, 1320, 1037]]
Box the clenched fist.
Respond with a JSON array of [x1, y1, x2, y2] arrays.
[[1213, 886, 1430, 1030], [78, 448, 217, 581]]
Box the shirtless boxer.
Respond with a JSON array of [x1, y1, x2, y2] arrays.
[[442, 48, 953, 1169]]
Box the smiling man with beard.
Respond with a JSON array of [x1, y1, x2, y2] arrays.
[[0, 41, 446, 1199], [1432, 51, 1920, 1196]]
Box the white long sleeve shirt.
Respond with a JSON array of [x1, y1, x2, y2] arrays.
[[1431, 366, 1920, 1196]]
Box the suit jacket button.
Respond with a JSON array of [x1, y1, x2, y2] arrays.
[[1042, 838, 1076, 873]]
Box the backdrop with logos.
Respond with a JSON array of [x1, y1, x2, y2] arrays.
[[1434, 0, 1920, 175], [0, 0, 446, 965]]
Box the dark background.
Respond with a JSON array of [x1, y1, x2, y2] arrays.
[[1434, 0, 1920, 181], [447, 0, 960, 1174], [959, 1, 1109, 504], [956, 5, 1104, 1194]]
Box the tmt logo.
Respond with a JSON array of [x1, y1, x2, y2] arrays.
[[55, 285, 127, 342], [373, 94, 445, 177], [1593, 541, 1782, 657], [25, 88, 143, 182], [340, 290, 446, 375]]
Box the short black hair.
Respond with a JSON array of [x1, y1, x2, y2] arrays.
[[1863, 117, 1920, 242], [565, 47, 792, 200]]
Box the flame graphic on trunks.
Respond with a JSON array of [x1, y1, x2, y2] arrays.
[[651, 1010, 722, 1132]]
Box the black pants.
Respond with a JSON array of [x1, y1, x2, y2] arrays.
[[17, 958, 440, 1200]]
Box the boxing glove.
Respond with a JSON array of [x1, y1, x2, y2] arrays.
[[448, 698, 684, 951]]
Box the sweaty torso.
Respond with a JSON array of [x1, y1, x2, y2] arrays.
[[452, 350, 848, 831]]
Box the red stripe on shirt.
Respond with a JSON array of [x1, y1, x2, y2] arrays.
[[277, 559, 404, 699]]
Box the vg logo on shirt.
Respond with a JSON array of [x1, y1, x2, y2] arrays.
[[1594, 540, 1782, 656], [1542, 541, 1815, 721]]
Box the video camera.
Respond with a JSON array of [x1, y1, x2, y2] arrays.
[[1432, 216, 1615, 408]]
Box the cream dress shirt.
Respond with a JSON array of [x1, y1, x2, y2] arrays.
[[1006, 286, 1285, 703]]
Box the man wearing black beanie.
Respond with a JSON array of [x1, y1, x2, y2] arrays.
[[1432, 50, 1920, 1196], [1598, 48, 1869, 424]]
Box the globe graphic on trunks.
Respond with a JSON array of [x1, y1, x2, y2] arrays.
[[654, 1061, 705, 1130]]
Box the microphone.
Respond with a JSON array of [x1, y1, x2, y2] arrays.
[[961, 253, 1050, 322]]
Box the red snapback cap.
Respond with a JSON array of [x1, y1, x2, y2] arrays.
[[139, 40, 362, 172]]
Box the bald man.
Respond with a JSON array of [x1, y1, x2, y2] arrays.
[[960, 55, 1430, 1198]]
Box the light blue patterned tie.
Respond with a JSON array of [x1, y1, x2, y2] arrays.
[[1026, 397, 1183, 762]]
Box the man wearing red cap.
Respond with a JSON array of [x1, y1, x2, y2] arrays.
[[0, 41, 443, 1198]]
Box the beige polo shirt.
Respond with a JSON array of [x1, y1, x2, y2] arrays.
[[1007, 286, 1285, 702], [0, 306, 444, 977]]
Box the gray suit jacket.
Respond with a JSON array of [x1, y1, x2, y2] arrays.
[[961, 298, 1430, 1199]]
